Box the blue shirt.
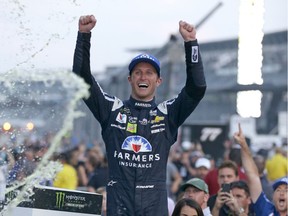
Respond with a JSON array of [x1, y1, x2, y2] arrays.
[[253, 192, 279, 216]]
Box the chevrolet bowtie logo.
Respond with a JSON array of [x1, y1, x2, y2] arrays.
[[107, 180, 117, 186]]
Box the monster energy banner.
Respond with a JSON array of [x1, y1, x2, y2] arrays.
[[19, 186, 102, 215]]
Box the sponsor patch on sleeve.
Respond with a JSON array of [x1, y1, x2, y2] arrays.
[[191, 46, 198, 63]]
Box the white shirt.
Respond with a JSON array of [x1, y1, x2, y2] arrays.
[[203, 206, 213, 216]]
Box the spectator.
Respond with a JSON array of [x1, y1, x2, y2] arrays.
[[228, 147, 247, 180], [205, 154, 215, 170], [207, 160, 240, 215], [194, 157, 211, 180], [257, 148, 269, 160], [265, 147, 288, 182], [0, 148, 15, 172], [205, 146, 246, 196], [167, 156, 183, 201], [253, 154, 273, 201], [75, 142, 89, 188], [267, 143, 277, 159], [76, 159, 89, 188], [281, 142, 287, 158], [22, 146, 37, 176], [8, 146, 32, 183], [172, 198, 204, 216], [33, 142, 49, 164], [173, 149, 199, 182], [76, 145, 103, 189], [53, 147, 79, 190], [181, 178, 212, 216], [234, 123, 288, 216], [168, 196, 176, 216], [87, 152, 109, 193], [230, 180, 255, 215], [204, 167, 219, 196], [223, 139, 233, 158]]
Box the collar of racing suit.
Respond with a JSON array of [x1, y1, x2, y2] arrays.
[[127, 96, 156, 110]]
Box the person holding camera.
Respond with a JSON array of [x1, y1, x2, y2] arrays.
[[207, 160, 246, 215]]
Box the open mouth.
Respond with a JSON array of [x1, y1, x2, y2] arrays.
[[278, 199, 286, 207], [138, 83, 148, 88]]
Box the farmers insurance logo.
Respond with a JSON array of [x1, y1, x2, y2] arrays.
[[56, 192, 65, 208], [121, 135, 152, 153], [116, 135, 160, 169]]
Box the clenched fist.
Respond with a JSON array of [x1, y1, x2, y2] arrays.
[[78, 15, 97, 33], [179, 21, 196, 42]]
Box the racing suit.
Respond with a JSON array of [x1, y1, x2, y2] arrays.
[[73, 32, 206, 216]]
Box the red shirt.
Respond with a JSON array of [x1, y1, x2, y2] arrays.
[[204, 166, 247, 196]]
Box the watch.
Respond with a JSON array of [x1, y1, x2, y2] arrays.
[[237, 207, 245, 215]]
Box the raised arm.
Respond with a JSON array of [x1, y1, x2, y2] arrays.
[[233, 123, 262, 203], [178, 21, 206, 101], [165, 21, 206, 131], [179, 21, 197, 42], [72, 15, 113, 124], [78, 15, 97, 33], [72, 15, 97, 86]]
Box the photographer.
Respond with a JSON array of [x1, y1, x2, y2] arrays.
[[207, 160, 243, 215]]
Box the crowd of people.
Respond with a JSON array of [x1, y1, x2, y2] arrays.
[[0, 13, 287, 216], [0, 128, 287, 215]]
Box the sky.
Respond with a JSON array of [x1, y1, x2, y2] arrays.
[[0, 0, 287, 73]]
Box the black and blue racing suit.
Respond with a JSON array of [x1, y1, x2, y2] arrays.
[[73, 32, 206, 216]]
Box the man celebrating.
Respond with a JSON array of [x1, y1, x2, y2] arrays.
[[72, 15, 206, 216], [234, 124, 288, 216]]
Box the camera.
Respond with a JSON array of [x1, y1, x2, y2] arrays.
[[221, 183, 231, 193]]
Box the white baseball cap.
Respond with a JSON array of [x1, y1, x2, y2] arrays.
[[195, 157, 211, 169]]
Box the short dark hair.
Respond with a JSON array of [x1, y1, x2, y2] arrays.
[[218, 160, 238, 177], [172, 198, 204, 216], [230, 180, 250, 197]]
